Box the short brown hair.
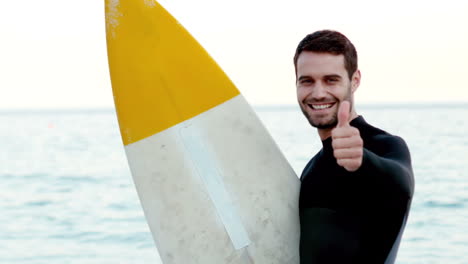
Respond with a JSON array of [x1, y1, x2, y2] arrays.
[[293, 30, 358, 80]]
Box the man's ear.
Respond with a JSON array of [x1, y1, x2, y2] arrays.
[[351, 70, 361, 93]]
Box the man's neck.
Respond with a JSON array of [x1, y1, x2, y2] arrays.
[[318, 128, 333, 141]]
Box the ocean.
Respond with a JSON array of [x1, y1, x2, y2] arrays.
[[1, 104, 467, 263]]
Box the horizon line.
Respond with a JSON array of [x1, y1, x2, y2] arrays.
[[1, 101, 468, 113]]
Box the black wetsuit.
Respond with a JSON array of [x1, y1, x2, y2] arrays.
[[299, 116, 414, 264]]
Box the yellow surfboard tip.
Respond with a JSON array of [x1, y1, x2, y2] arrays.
[[105, 0, 240, 145]]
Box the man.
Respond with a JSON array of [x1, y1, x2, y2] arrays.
[[294, 30, 414, 263]]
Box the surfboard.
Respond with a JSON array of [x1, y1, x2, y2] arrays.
[[104, 1, 300, 263]]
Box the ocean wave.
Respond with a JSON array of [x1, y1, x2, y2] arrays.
[[423, 200, 465, 209]]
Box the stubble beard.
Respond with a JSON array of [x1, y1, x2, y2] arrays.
[[300, 106, 338, 129]]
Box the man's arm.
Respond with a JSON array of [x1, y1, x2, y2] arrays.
[[359, 136, 414, 199]]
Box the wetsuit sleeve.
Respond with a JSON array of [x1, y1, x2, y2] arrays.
[[357, 135, 414, 199]]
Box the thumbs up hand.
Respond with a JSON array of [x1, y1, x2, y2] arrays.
[[331, 101, 363, 172]]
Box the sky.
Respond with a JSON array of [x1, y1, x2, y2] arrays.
[[1, 0, 467, 109]]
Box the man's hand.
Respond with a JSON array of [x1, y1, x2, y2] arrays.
[[331, 101, 363, 172]]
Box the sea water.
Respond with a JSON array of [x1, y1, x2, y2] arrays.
[[1, 104, 467, 263]]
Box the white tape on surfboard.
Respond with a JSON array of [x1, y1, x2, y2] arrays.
[[180, 123, 251, 250]]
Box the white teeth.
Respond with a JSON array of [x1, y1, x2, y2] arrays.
[[310, 104, 333, 110]]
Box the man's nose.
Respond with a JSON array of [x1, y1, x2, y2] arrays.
[[311, 82, 327, 99]]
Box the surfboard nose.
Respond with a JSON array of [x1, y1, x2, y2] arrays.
[[105, 0, 239, 145]]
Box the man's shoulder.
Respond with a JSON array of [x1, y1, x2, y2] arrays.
[[358, 119, 409, 154]]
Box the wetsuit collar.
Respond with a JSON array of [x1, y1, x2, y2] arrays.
[[350, 115, 366, 128]]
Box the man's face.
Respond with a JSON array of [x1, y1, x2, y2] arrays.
[[296, 51, 358, 129]]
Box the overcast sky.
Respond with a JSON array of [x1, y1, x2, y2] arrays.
[[1, 0, 467, 109]]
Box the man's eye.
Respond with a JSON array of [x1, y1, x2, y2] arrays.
[[327, 78, 338, 83]]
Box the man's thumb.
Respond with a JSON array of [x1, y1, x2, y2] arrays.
[[337, 101, 351, 127]]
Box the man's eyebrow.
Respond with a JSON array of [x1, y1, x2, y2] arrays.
[[297, 75, 312, 81], [324, 74, 342, 79]]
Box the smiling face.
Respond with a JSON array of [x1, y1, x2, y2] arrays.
[[296, 51, 360, 131]]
